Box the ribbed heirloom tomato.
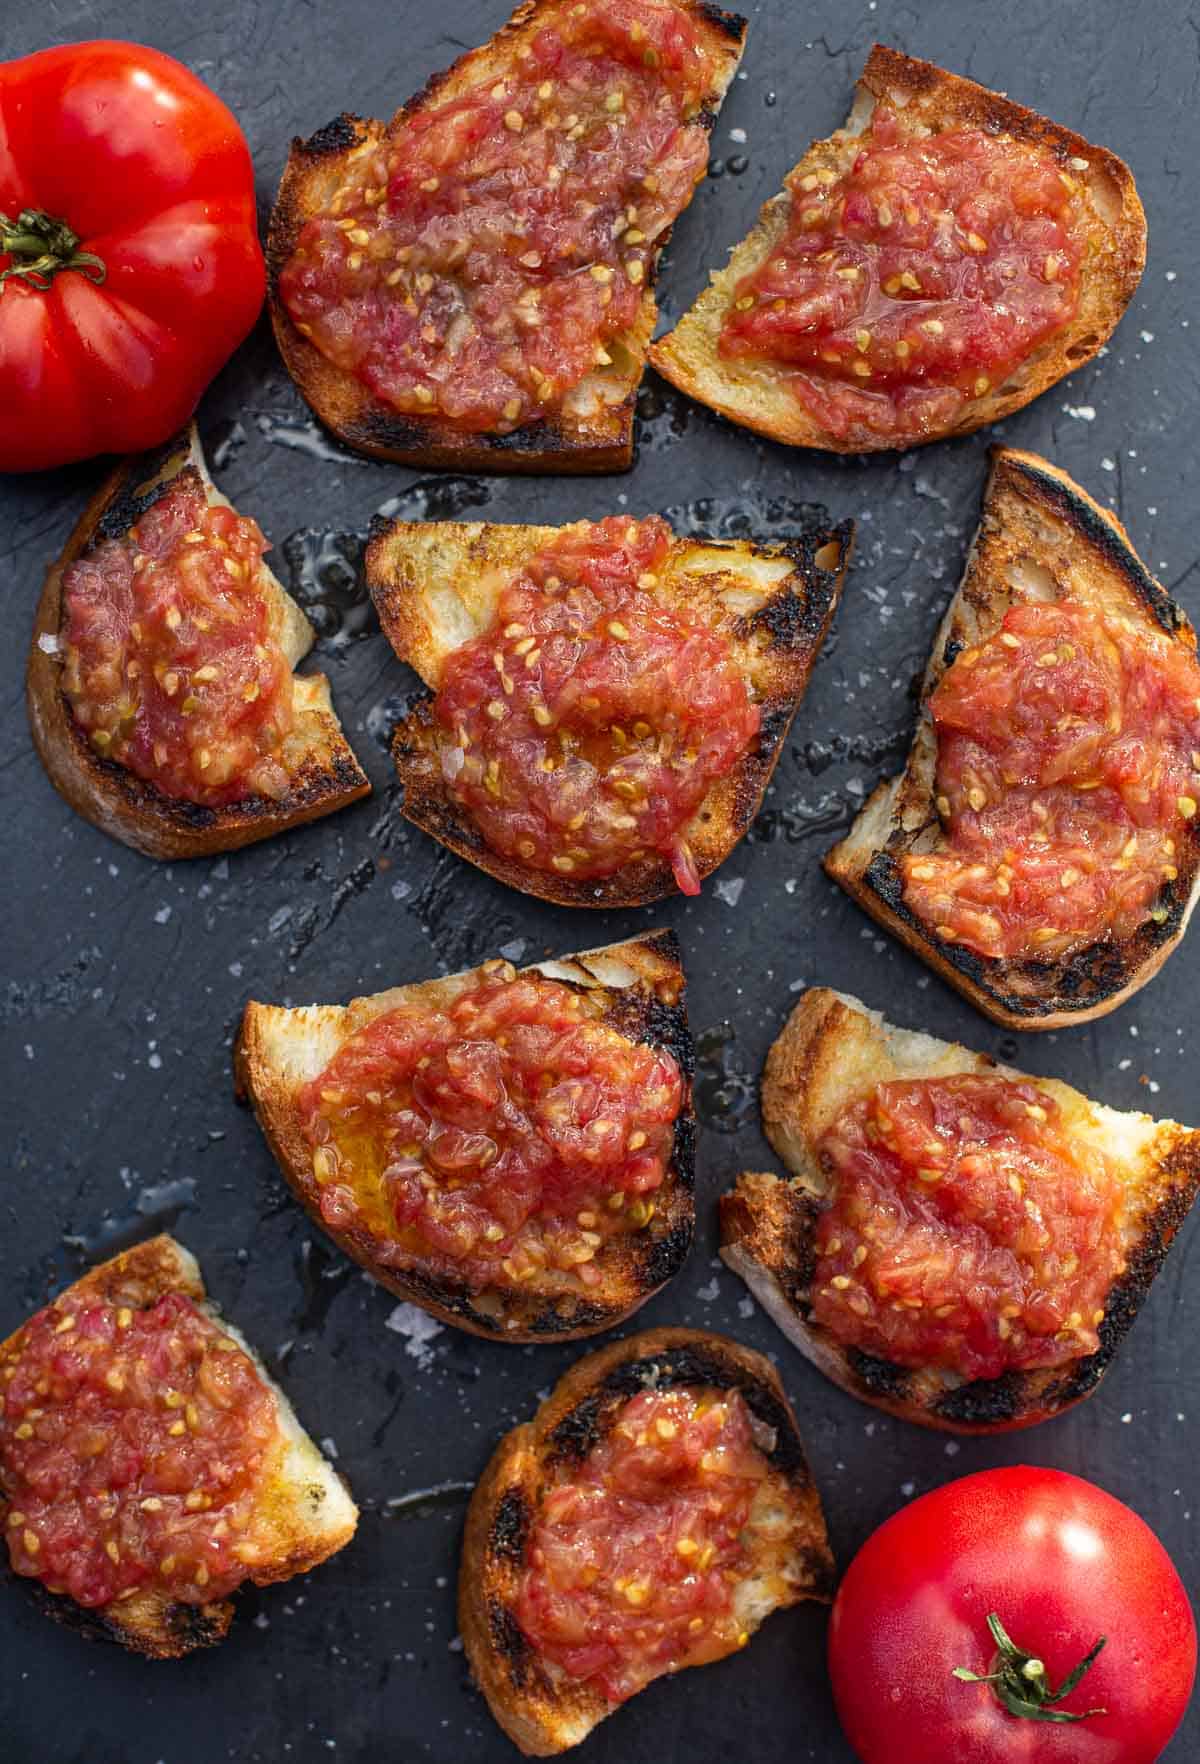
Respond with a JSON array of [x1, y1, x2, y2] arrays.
[[0, 41, 265, 472], [829, 1468, 1196, 1764]]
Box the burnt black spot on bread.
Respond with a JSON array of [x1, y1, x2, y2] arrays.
[[1004, 453, 1185, 637], [489, 1489, 530, 1565], [796, 1542, 837, 1601], [93, 445, 196, 547], [297, 114, 365, 159], [546, 1394, 604, 1467], [487, 1598, 531, 1689], [934, 1372, 1021, 1427], [642, 1219, 693, 1290], [846, 1349, 912, 1402], [163, 1599, 230, 1651], [697, 4, 749, 44]]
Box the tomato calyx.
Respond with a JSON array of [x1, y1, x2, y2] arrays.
[[954, 1611, 1108, 1724], [0, 207, 106, 291]]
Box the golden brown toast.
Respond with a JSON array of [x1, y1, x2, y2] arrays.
[[0, 1235, 357, 1658], [364, 513, 851, 906], [650, 45, 1146, 452], [720, 989, 1200, 1434], [267, 0, 747, 473], [26, 425, 370, 860], [825, 448, 1200, 1028], [235, 931, 695, 1342], [459, 1327, 834, 1754]]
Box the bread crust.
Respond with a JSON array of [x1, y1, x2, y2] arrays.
[[650, 43, 1147, 453], [235, 931, 696, 1342], [266, 0, 747, 473], [0, 1236, 357, 1658], [719, 989, 1200, 1434], [459, 1326, 834, 1754], [26, 426, 370, 860], [365, 514, 852, 906], [825, 448, 1200, 1027]]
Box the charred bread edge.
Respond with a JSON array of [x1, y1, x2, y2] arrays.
[[825, 448, 1200, 1027], [235, 928, 696, 1343], [719, 987, 1200, 1434], [648, 43, 1147, 453], [0, 1234, 357, 1658], [266, 0, 748, 474], [26, 426, 370, 861], [459, 1326, 835, 1754], [366, 514, 853, 907]]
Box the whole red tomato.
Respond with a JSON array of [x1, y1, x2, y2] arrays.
[[829, 1467, 1196, 1764], [0, 40, 264, 471]]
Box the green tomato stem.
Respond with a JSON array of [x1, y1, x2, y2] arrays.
[[0, 208, 106, 291], [953, 1612, 1108, 1725]]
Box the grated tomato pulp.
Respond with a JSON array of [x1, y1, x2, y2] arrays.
[[432, 515, 760, 895], [901, 601, 1200, 962], [812, 1074, 1126, 1382], [61, 474, 294, 807], [278, 0, 719, 432], [298, 963, 683, 1293], [515, 1385, 768, 1702], [719, 107, 1084, 444], [0, 1291, 279, 1609]]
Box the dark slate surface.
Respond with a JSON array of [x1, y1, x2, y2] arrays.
[[1, 2, 1197, 1760]]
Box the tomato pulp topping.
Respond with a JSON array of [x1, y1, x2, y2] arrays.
[[0, 1291, 279, 1609], [298, 963, 682, 1293], [432, 515, 759, 895], [278, 0, 719, 431], [813, 1074, 1125, 1382], [901, 601, 1200, 962], [719, 108, 1084, 443], [516, 1385, 769, 1701], [61, 474, 295, 807]]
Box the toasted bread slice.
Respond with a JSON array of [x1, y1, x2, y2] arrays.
[[460, 1326, 834, 1754], [267, 0, 747, 473], [365, 513, 851, 906], [825, 448, 1200, 1028], [27, 425, 370, 860], [0, 1235, 357, 1658], [236, 930, 695, 1341], [720, 989, 1200, 1435], [650, 44, 1146, 452]]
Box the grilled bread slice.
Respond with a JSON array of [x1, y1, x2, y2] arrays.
[[236, 930, 695, 1342], [825, 448, 1200, 1028], [720, 988, 1200, 1435], [267, 0, 747, 473], [365, 512, 851, 907], [650, 45, 1146, 452], [0, 1235, 357, 1658], [27, 425, 370, 860], [460, 1326, 834, 1754]]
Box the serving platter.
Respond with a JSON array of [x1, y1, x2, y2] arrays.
[[1, 0, 1196, 1759]]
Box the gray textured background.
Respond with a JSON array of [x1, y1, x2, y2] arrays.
[[2, 1, 1197, 1760]]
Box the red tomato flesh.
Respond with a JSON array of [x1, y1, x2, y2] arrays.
[[432, 515, 760, 896], [278, 0, 718, 431], [813, 1075, 1125, 1381], [298, 963, 682, 1294], [901, 602, 1200, 962], [719, 108, 1083, 445], [61, 473, 295, 806], [829, 1467, 1197, 1764], [516, 1386, 767, 1702], [1, 1290, 278, 1609]]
